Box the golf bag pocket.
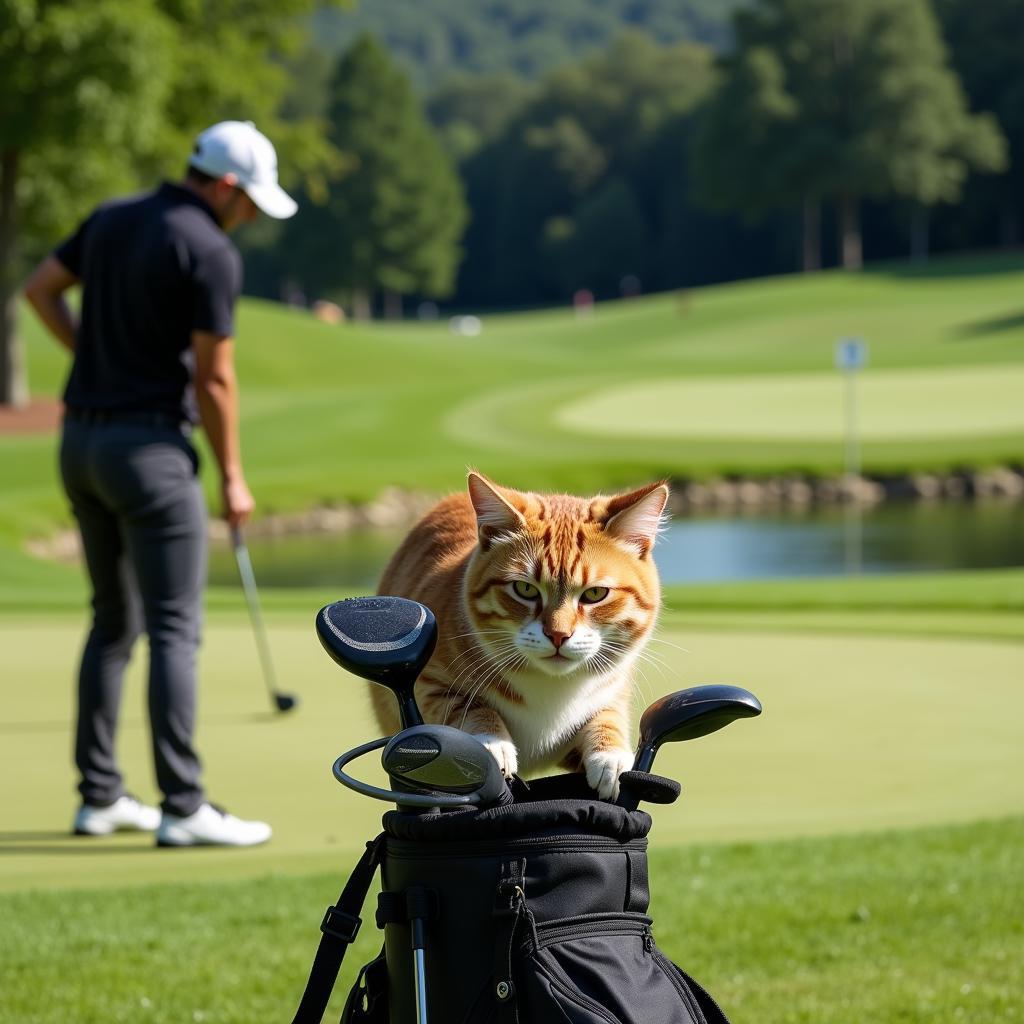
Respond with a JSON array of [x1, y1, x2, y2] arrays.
[[510, 912, 708, 1024], [292, 786, 731, 1024]]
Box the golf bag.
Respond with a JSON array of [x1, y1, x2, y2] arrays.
[[291, 772, 731, 1024]]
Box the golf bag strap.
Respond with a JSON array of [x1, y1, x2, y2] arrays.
[[291, 833, 386, 1024]]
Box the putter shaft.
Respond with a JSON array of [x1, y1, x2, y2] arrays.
[[232, 526, 293, 710]]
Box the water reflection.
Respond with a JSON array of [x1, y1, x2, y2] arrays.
[[208, 501, 1023, 589]]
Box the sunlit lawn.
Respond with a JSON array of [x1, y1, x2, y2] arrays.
[[2, 256, 1024, 1021], [6, 253, 1024, 546]]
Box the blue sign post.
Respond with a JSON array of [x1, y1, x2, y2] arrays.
[[835, 337, 868, 574]]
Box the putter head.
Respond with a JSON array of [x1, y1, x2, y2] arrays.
[[316, 596, 437, 726], [274, 694, 298, 713], [382, 725, 508, 806], [635, 685, 762, 771]]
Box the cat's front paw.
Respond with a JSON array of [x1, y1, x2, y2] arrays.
[[475, 734, 519, 778], [584, 747, 635, 801]]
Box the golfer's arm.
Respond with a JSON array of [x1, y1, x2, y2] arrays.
[[192, 330, 245, 483], [23, 256, 79, 353]]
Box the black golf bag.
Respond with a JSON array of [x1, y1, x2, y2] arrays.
[[291, 772, 731, 1024]]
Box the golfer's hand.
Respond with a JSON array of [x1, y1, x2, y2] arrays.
[[222, 475, 255, 528]]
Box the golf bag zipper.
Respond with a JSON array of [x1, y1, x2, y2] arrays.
[[525, 912, 654, 951], [491, 859, 531, 1023], [528, 956, 622, 1024], [644, 927, 709, 1024], [388, 833, 647, 859]]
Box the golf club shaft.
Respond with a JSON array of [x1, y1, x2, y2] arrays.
[[231, 525, 283, 705], [633, 741, 657, 774], [617, 742, 659, 809], [414, 947, 428, 1024]]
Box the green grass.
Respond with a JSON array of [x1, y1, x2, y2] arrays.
[[4, 256, 1024, 1021], [3, 572, 1022, 892], [664, 566, 1024, 612], [1, 818, 1020, 1022], [6, 252, 1024, 546]]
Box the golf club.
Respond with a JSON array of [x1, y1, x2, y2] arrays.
[[332, 719, 509, 1024], [231, 525, 298, 713], [618, 684, 761, 809], [332, 724, 510, 810], [316, 596, 437, 727], [382, 725, 510, 806]]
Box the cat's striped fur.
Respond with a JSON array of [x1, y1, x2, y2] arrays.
[[374, 472, 669, 799]]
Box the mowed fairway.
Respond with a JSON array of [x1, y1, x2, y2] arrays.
[[3, 257, 1024, 1022], [2, 595, 1021, 892], [1, 587, 1022, 1024], [7, 254, 1024, 544]]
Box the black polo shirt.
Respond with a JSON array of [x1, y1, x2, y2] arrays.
[[55, 182, 242, 423]]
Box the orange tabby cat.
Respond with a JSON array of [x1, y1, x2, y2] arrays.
[[374, 472, 668, 799]]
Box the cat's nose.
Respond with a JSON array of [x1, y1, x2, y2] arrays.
[[544, 627, 573, 650]]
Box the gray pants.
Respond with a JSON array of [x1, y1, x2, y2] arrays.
[[60, 414, 207, 817]]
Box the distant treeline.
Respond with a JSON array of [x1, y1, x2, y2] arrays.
[[241, 0, 1023, 314], [309, 0, 749, 89]]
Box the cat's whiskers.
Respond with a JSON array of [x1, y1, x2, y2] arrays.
[[589, 640, 660, 712], [646, 635, 691, 656], [443, 634, 516, 678], [444, 629, 514, 642], [601, 637, 672, 677], [373, 473, 669, 775], [442, 636, 521, 710], [457, 648, 527, 731], [442, 639, 520, 723], [630, 665, 658, 714]]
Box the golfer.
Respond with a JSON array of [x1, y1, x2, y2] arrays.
[[23, 121, 297, 847]]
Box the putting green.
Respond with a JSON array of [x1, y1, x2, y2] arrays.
[[1, 609, 1021, 892], [556, 363, 1024, 441]]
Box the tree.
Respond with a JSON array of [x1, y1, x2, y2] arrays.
[[458, 31, 715, 305], [310, 0, 747, 91], [934, 0, 1024, 246], [0, 0, 340, 407], [285, 34, 468, 316], [1, 1, 173, 406], [426, 73, 533, 161], [542, 177, 649, 297], [693, 0, 1006, 270]]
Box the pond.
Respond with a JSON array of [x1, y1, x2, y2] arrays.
[[208, 500, 1024, 590]]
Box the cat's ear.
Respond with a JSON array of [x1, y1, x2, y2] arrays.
[[468, 472, 526, 549], [601, 482, 669, 558]]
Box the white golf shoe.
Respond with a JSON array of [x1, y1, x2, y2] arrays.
[[73, 794, 161, 836], [156, 802, 272, 848]]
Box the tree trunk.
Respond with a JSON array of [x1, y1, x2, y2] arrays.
[[998, 199, 1018, 248], [383, 290, 403, 320], [838, 191, 862, 270], [801, 196, 821, 272], [910, 206, 930, 264], [0, 148, 28, 408], [351, 288, 372, 322]]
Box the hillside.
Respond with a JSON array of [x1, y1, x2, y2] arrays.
[[310, 0, 749, 89], [6, 253, 1024, 551]]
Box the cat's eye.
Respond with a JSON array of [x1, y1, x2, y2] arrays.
[[580, 586, 609, 604], [512, 580, 540, 600]]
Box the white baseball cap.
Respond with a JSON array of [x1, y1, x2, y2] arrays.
[[190, 120, 298, 219]]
